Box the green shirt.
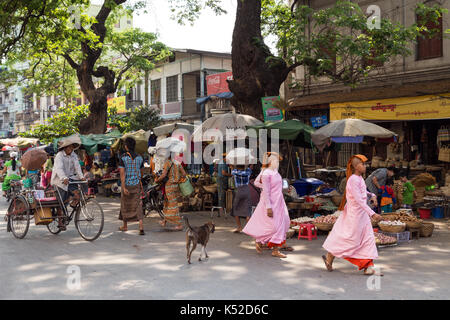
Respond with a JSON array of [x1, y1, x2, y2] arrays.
[[402, 181, 415, 205]]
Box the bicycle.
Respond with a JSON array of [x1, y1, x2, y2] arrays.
[[6, 180, 104, 241]]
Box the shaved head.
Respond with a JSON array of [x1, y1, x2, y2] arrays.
[[352, 157, 363, 169]]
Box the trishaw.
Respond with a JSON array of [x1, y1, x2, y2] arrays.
[[6, 180, 104, 241]]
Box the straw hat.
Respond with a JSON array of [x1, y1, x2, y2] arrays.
[[58, 135, 81, 151]]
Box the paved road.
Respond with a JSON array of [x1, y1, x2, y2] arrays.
[[0, 196, 449, 300]]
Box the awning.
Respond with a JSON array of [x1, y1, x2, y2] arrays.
[[53, 130, 122, 155], [196, 92, 234, 105], [247, 119, 315, 148], [330, 93, 450, 121], [153, 122, 197, 137]]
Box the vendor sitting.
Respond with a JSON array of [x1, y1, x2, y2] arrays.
[[90, 163, 103, 194], [379, 180, 396, 213]]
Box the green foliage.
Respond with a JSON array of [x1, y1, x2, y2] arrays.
[[168, 0, 226, 25], [125, 105, 162, 132], [261, 0, 447, 87], [19, 104, 162, 142]]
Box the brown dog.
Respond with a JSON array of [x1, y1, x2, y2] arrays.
[[184, 217, 215, 264]]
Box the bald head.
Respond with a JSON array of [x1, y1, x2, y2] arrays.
[[351, 156, 366, 175], [352, 157, 362, 169]]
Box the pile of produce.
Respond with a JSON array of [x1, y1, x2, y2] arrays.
[[412, 173, 436, 188], [314, 215, 338, 224], [374, 232, 397, 245], [379, 220, 405, 226]]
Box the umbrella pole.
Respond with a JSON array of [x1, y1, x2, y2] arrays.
[[288, 141, 295, 179]]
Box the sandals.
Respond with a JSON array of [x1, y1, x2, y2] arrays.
[[255, 242, 262, 254], [139, 230, 145, 236], [272, 250, 287, 258], [158, 220, 166, 227], [119, 226, 128, 232], [281, 246, 294, 252], [232, 228, 242, 233], [322, 255, 333, 272], [364, 267, 384, 276]]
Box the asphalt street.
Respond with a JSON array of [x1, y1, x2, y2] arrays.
[[0, 196, 449, 300]]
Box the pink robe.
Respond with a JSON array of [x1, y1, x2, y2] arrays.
[[323, 174, 378, 260], [243, 169, 290, 246]]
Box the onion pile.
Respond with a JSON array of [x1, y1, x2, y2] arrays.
[[374, 232, 397, 245], [379, 220, 405, 226], [314, 215, 337, 224], [291, 217, 314, 224]]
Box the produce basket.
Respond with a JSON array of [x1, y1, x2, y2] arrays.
[[313, 222, 334, 231], [404, 220, 423, 230], [381, 214, 398, 221], [419, 222, 435, 237], [286, 229, 295, 239], [379, 222, 406, 233], [300, 203, 315, 210], [202, 184, 217, 194]]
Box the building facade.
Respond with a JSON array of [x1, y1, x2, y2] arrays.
[[287, 0, 450, 167], [130, 49, 232, 123]]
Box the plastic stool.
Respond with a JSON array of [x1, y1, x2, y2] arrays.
[[88, 188, 95, 196], [211, 206, 226, 219], [298, 223, 317, 241]]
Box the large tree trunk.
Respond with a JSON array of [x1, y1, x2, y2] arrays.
[[79, 98, 108, 134], [228, 0, 290, 120]]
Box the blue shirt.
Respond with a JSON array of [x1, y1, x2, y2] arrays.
[[232, 168, 252, 187], [119, 152, 144, 186]]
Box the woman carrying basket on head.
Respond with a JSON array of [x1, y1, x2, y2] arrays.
[[155, 154, 187, 231]]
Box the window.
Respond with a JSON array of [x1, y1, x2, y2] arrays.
[[127, 20, 131, 25], [151, 79, 161, 105], [417, 15, 443, 60], [166, 75, 178, 103], [317, 35, 337, 74]]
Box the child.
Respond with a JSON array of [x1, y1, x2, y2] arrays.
[[399, 170, 417, 209], [379, 178, 396, 213]]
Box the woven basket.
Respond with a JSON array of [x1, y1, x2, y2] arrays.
[[331, 195, 343, 206], [300, 203, 315, 210], [202, 184, 217, 194], [379, 223, 406, 233], [381, 214, 399, 221], [405, 220, 423, 230], [420, 222, 434, 237], [313, 222, 334, 231], [371, 219, 379, 227]]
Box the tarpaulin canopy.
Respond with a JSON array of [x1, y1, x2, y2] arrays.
[[196, 92, 234, 105], [0, 137, 39, 148], [247, 119, 315, 148], [53, 130, 122, 155]]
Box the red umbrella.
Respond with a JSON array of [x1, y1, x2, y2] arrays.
[[21, 148, 48, 170]]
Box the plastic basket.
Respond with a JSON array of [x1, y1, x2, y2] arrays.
[[432, 207, 444, 219], [380, 231, 410, 243]]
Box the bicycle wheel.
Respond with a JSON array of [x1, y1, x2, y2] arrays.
[[152, 193, 165, 220], [8, 195, 30, 239], [75, 199, 104, 241], [47, 208, 62, 235]]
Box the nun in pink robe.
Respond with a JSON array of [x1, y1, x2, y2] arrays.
[[323, 173, 379, 270], [243, 167, 291, 254]]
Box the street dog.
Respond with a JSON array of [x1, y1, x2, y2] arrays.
[[184, 216, 215, 264]]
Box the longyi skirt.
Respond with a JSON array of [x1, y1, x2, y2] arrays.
[[230, 185, 252, 218], [119, 184, 144, 222]]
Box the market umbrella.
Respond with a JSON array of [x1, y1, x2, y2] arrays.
[[311, 118, 397, 151], [192, 113, 263, 142], [21, 148, 48, 170], [225, 147, 255, 165], [153, 122, 197, 137]]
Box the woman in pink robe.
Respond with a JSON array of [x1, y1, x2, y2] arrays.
[[243, 153, 291, 258], [322, 154, 383, 275]]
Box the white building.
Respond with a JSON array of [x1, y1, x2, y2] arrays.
[[129, 49, 232, 123]]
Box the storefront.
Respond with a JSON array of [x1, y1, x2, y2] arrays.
[[330, 93, 450, 183]]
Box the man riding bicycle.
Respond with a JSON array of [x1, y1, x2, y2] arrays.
[[51, 136, 86, 230]]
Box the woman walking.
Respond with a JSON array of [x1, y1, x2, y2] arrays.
[[2, 152, 21, 197], [155, 156, 187, 231], [118, 137, 145, 235], [243, 152, 291, 258], [322, 154, 383, 275], [230, 164, 253, 233]]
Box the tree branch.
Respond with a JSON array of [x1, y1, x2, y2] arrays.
[[63, 53, 79, 70]]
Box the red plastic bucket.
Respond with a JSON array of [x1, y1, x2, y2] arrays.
[[418, 208, 431, 219]]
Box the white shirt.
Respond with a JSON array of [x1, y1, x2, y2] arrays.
[[51, 151, 83, 191]]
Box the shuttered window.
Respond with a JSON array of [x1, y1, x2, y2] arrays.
[[417, 15, 443, 60]]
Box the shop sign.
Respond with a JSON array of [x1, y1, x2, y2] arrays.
[[107, 96, 127, 114], [206, 71, 233, 95], [311, 115, 328, 128], [330, 93, 450, 121], [261, 96, 284, 122]]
